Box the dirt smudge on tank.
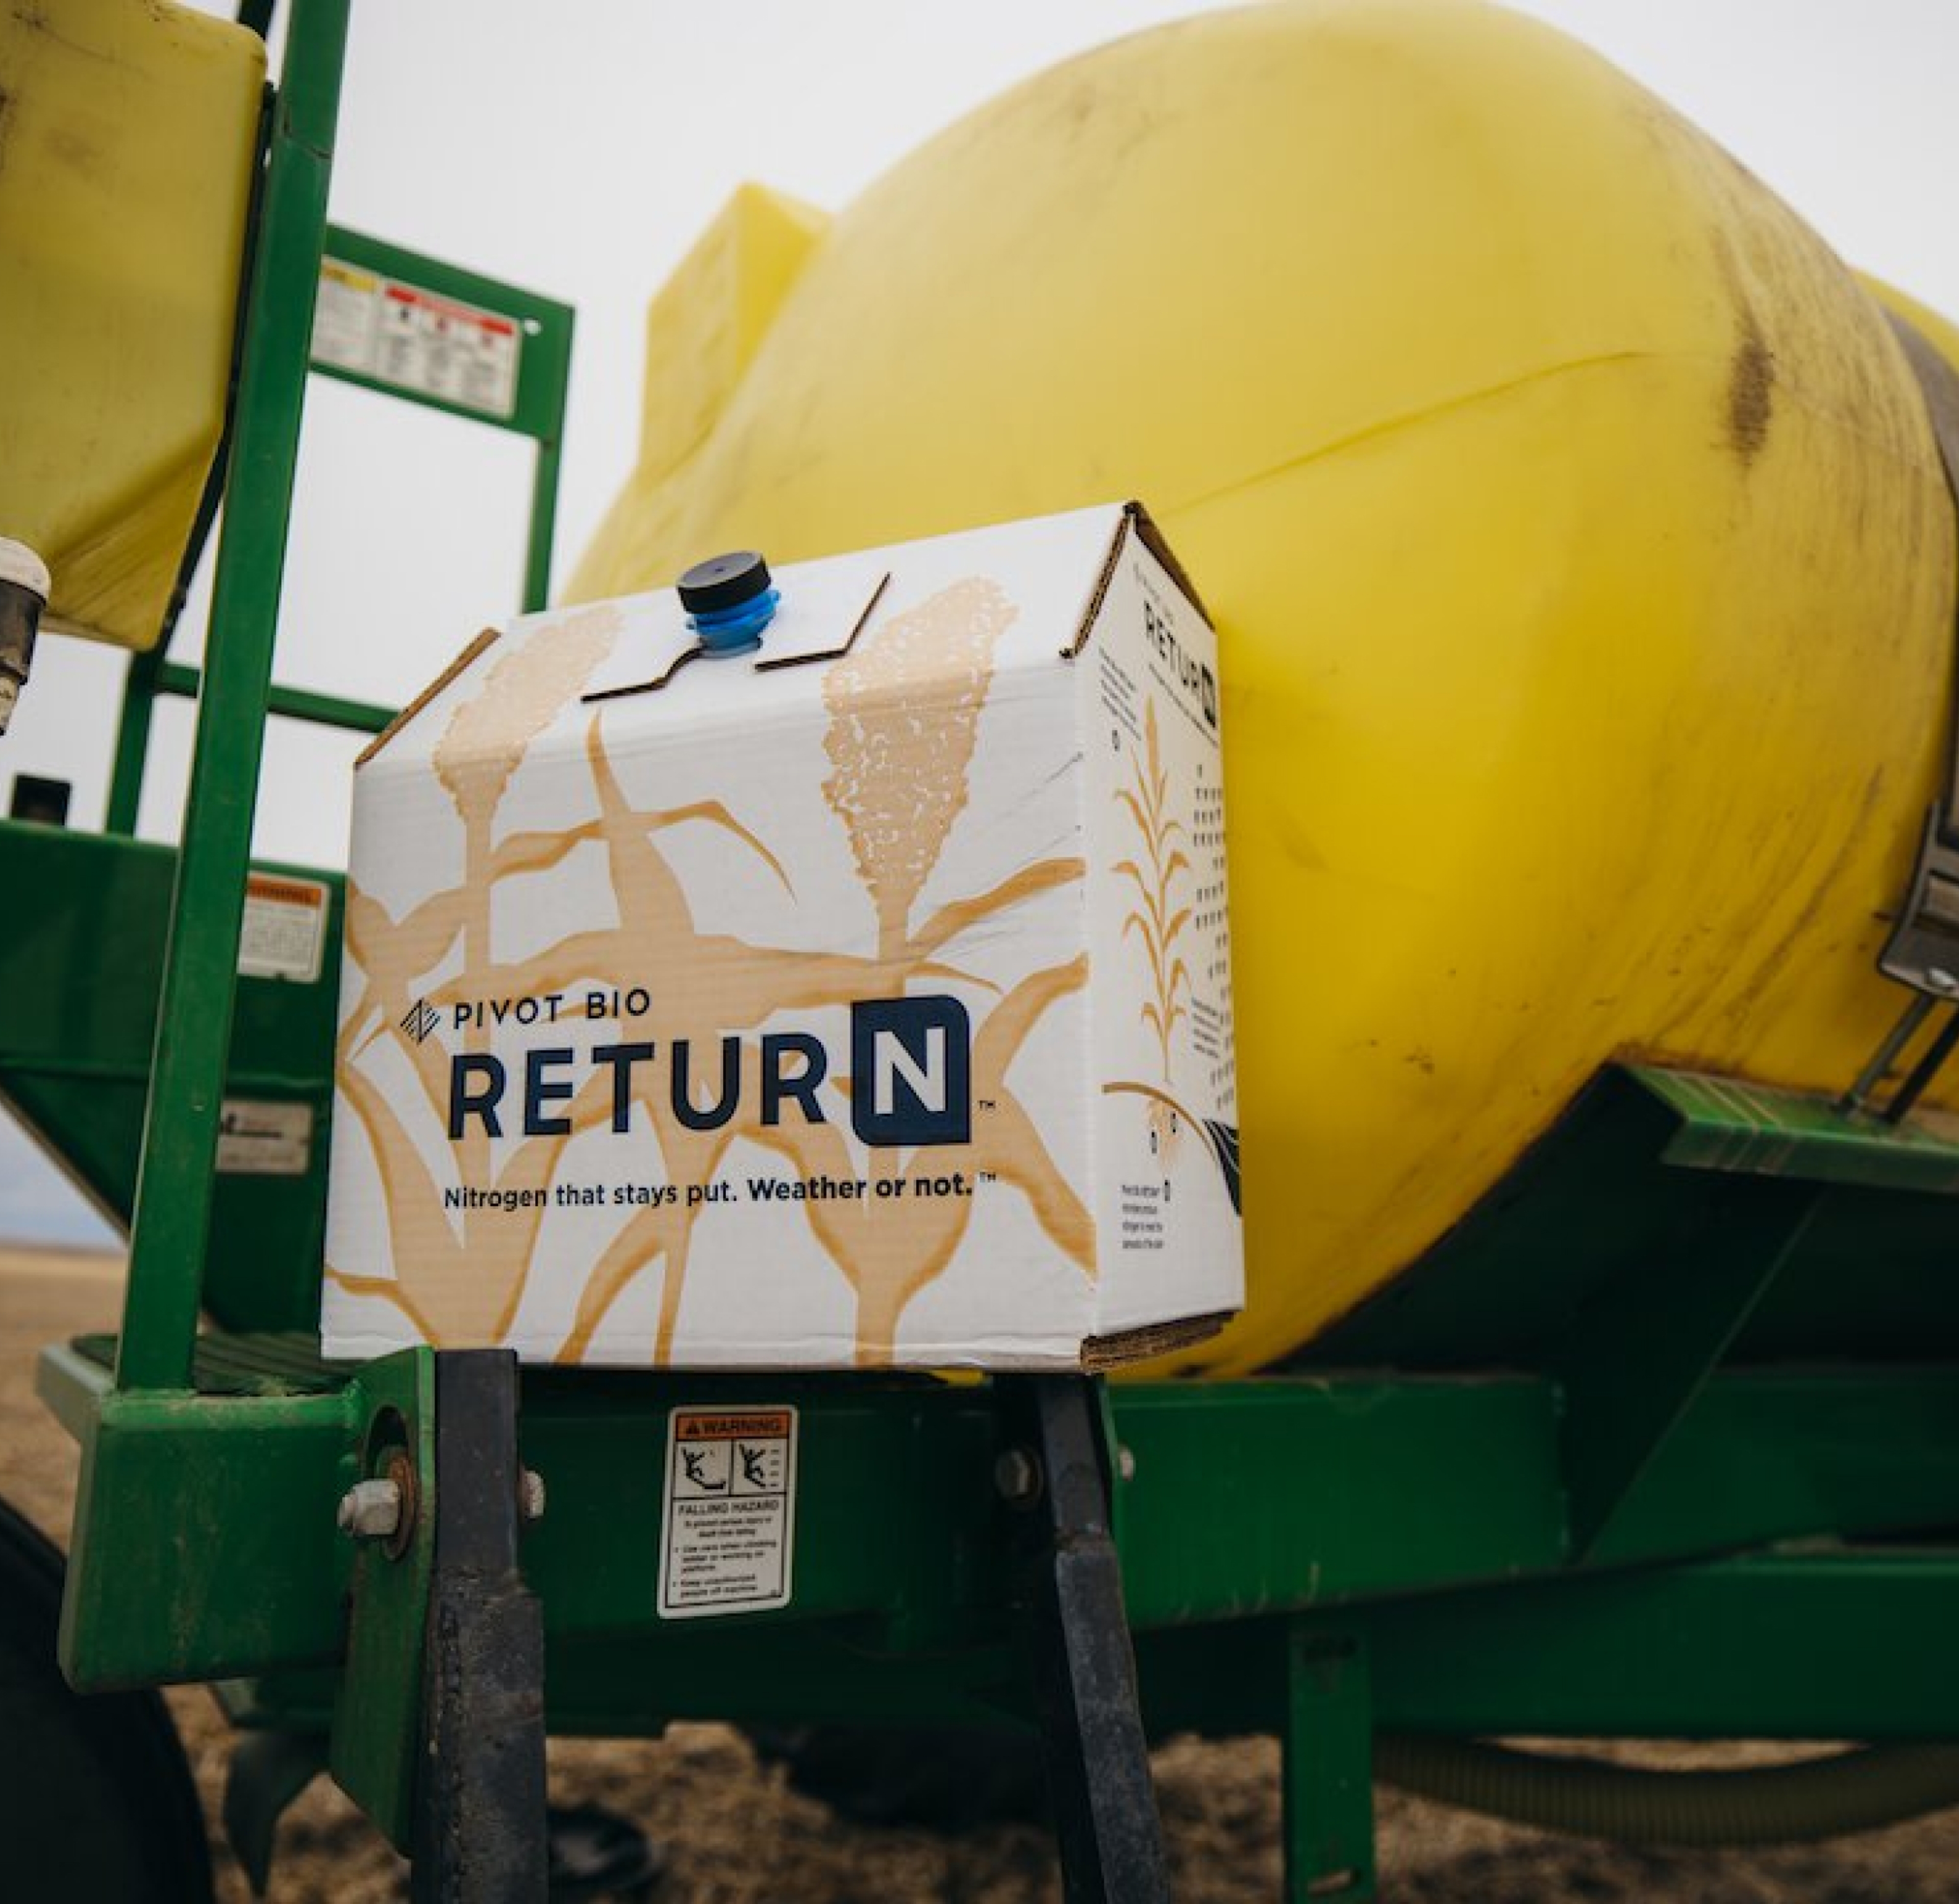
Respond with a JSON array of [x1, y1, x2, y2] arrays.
[[1726, 312, 1777, 467]]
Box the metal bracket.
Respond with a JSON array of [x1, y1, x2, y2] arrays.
[[1876, 313, 1959, 1026], [223, 1730, 329, 1897], [409, 1351, 548, 1904], [1553, 1176, 1819, 1557], [1284, 1627, 1375, 1901], [997, 1375, 1170, 1904], [1879, 809, 1959, 1002], [1841, 970, 1959, 1125], [330, 1347, 437, 1851]]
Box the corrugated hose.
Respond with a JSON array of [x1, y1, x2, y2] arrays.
[[1376, 1736, 1959, 1845]]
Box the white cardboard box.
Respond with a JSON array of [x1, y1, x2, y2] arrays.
[[322, 503, 1241, 1369]]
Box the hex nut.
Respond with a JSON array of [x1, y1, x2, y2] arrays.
[[337, 1477, 403, 1541], [994, 1447, 1043, 1507]]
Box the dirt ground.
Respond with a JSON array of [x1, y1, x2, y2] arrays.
[[7, 1241, 1959, 1901]]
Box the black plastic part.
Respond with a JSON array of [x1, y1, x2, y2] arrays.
[[676, 550, 770, 615], [223, 1729, 328, 1896], [0, 1494, 215, 1902], [1000, 1375, 1171, 1904], [9, 774, 71, 826], [411, 1351, 549, 1904]]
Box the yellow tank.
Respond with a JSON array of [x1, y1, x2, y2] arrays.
[[0, 0, 264, 649], [570, 0, 1959, 1374]]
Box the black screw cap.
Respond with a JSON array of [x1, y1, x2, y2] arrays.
[[677, 550, 771, 615]]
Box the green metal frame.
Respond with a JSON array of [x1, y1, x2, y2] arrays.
[[42, 1341, 1959, 1703], [0, 825, 342, 1333], [95, 0, 571, 1394], [113, 0, 351, 1393], [102, 225, 573, 836], [15, 3, 1959, 1898]]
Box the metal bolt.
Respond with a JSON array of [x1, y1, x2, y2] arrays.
[[519, 1468, 547, 1524], [1117, 1444, 1138, 1483], [1931, 968, 1959, 996], [994, 1446, 1043, 1507], [337, 1477, 403, 1541]]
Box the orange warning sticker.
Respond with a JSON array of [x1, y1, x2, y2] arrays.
[[239, 872, 328, 983], [658, 1405, 797, 1618]]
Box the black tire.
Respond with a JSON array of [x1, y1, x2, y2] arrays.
[[0, 1493, 214, 1902]]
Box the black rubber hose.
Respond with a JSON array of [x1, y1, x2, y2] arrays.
[[1376, 1734, 1959, 1847]]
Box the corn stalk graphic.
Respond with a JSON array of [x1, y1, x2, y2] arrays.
[[328, 579, 1092, 1367], [1115, 699, 1192, 1085], [819, 576, 1092, 1358]]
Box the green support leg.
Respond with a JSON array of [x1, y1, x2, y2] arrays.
[[1554, 1175, 1817, 1555], [330, 1348, 437, 1851], [1284, 1628, 1375, 1902], [105, 649, 163, 836], [523, 434, 564, 614], [114, 0, 350, 1391]]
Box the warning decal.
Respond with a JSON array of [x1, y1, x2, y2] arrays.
[[312, 256, 522, 421], [216, 1098, 313, 1177], [239, 873, 329, 983], [658, 1407, 797, 1619]]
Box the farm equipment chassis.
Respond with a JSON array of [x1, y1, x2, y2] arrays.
[[11, 4, 1959, 1899]]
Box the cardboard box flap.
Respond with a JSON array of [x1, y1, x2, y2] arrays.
[[1063, 501, 1212, 659]]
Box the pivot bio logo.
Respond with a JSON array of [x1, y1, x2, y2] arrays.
[[399, 1000, 441, 1045], [440, 993, 974, 1149]]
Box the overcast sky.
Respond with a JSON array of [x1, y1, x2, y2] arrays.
[[4, 0, 1957, 1245]]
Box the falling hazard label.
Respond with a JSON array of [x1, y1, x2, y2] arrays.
[[658, 1407, 797, 1619], [239, 873, 329, 983]]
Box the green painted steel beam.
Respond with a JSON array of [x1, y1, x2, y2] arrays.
[[1300, 1065, 1959, 1374], [103, 221, 572, 829], [117, 0, 350, 1393], [106, 648, 166, 836], [0, 822, 344, 1335], [516, 1372, 1010, 1646], [524, 428, 565, 615], [544, 1546, 1959, 1745], [1111, 1379, 1565, 1626], [542, 1627, 1028, 1737], [312, 225, 573, 445], [152, 660, 395, 735], [1553, 1174, 1818, 1555], [1635, 1064, 1959, 1192], [43, 1344, 357, 1691], [311, 224, 571, 615], [1358, 1551, 1959, 1740], [329, 1348, 436, 1851], [42, 1351, 1959, 1700], [1593, 1366, 1959, 1568], [1284, 1628, 1375, 1901]]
